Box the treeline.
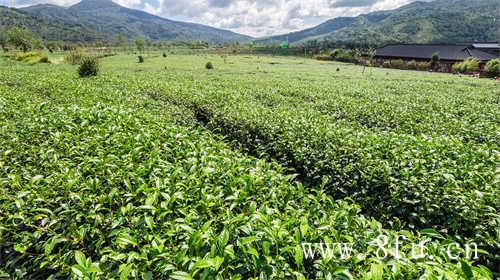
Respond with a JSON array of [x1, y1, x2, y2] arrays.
[[0, 27, 241, 53], [0, 26, 377, 56]]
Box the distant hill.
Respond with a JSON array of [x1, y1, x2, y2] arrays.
[[258, 0, 500, 45], [1, 0, 251, 43], [0, 6, 105, 42]]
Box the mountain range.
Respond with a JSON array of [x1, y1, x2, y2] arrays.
[[0, 0, 499, 45], [259, 0, 500, 45], [1, 0, 250, 43]]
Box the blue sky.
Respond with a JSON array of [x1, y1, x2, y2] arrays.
[[3, 0, 431, 37]]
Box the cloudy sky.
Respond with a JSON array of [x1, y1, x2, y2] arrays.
[[3, 0, 431, 37]]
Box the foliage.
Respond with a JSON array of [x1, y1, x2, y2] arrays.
[[6, 27, 35, 52], [0, 30, 6, 50], [407, 60, 417, 70], [430, 53, 440, 70], [329, 48, 356, 63], [452, 58, 480, 74], [12, 51, 43, 63], [64, 50, 90, 65], [259, 0, 500, 45], [138, 55, 144, 63], [135, 37, 145, 53], [390, 59, 406, 69], [0, 53, 498, 278], [382, 60, 391, 68], [483, 59, 499, 77], [205, 61, 214, 69], [77, 56, 99, 77], [416, 61, 430, 71], [39, 54, 50, 63]]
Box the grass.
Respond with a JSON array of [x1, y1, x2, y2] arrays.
[[0, 53, 498, 279]]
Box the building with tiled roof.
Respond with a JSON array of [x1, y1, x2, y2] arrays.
[[374, 43, 499, 72]]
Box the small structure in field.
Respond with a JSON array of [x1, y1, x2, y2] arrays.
[[374, 43, 499, 72]]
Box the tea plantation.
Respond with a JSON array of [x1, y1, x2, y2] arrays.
[[0, 53, 498, 279]]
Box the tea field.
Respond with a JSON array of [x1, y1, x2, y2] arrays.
[[0, 53, 498, 279]]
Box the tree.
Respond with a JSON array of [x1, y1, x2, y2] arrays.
[[135, 37, 145, 53], [0, 29, 7, 51], [7, 27, 35, 52], [352, 48, 362, 64], [483, 59, 499, 77], [367, 47, 376, 64], [430, 52, 440, 70]]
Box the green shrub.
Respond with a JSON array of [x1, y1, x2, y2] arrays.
[[407, 60, 417, 70], [416, 61, 430, 71], [12, 51, 42, 62], [452, 58, 480, 74], [162, 52, 167, 58], [430, 53, 440, 70], [314, 55, 333, 61], [39, 55, 50, 63], [78, 56, 99, 77], [96, 53, 117, 59], [390, 59, 405, 69], [205, 61, 214, 69], [483, 59, 499, 77], [0, 102, 492, 279], [138, 55, 144, 63], [330, 49, 355, 63], [64, 51, 89, 65]]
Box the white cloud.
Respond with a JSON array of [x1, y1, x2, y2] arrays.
[[144, 0, 425, 36], [6, 0, 429, 37]]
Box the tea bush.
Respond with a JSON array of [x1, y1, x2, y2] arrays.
[[0, 89, 492, 279], [0, 54, 498, 278], [186, 96, 499, 251], [77, 56, 99, 77]]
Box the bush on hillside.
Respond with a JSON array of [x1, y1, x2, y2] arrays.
[[162, 52, 167, 57], [483, 59, 499, 77], [138, 55, 144, 63], [205, 62, 214, 69], [78, 56, 99, 78]]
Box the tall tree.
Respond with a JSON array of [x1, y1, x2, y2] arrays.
[[430, 53, 440, 70], [7, 27, 35, 52]]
